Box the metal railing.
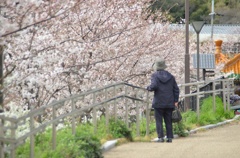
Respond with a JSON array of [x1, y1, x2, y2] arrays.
[[0, 78, 235, 158], [178, 78, 234, 119], [0, 82, 151, 158]]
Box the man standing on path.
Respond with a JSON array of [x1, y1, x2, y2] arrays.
[[147, 58, 179, 143]]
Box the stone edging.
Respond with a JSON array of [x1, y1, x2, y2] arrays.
[[188, 115, 240, 134]]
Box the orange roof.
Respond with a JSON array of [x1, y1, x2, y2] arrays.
[[223, 54, 240, 74]]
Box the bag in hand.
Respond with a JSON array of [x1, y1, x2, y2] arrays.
[[172, 107, 182, 123]]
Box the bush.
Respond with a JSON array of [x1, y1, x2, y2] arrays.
[[173, 121, 188, 137], [75, 125, 103, 158], [199, 96, 234, 125], [182, 110, 198, 124], [16, 124, 103, 158], [109, 118, 133, 141]]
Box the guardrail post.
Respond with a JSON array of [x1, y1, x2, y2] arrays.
[[52, 105, 56, 150], [93, 92, 97, 134], [212, 80, 216, 112], [226, 79, 231, 111], [124, 85, 129, 128], [136, 101, 140, 137], [30, 110, 35, 158], [113, 86, 117, 120], [146, 91, 150, 136], [104, 89, 110, 134], [222, 80, 227, 111], [82, 95, 85, 122], [72, 99, 76, 135], [10, 122, 16, 158]]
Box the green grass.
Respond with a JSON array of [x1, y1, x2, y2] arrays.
[[17, 124, 103, 158], [182, 96, 234, 128]]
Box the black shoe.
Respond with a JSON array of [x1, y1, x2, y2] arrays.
[[166, 139, 172, 143], [156, 138, 164, 143]]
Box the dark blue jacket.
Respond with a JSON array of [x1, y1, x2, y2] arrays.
[[147, 70, 179, 109]]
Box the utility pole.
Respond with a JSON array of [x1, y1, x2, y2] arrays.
[[210, 0, 215, 52], [185, 0, 190, 110]]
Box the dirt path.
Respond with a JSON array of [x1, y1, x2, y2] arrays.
[[103, 120, 240, 158]]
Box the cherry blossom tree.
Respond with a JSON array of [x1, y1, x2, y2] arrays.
[[0, 0, 206, 111], [1, 0, 80, 110]]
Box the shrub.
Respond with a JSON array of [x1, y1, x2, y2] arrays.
[[16, 124, 103, 158], [75, 125, 103, 158], [109, 118, 133, 141], [182, 110, 197, 123], [199, 96, 234, 125], [173, 121, 188, 137]]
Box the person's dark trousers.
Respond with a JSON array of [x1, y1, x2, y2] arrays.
[[154, 108, 174, 139]]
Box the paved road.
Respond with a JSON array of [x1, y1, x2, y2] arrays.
[[103, 119, 240, 158]]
